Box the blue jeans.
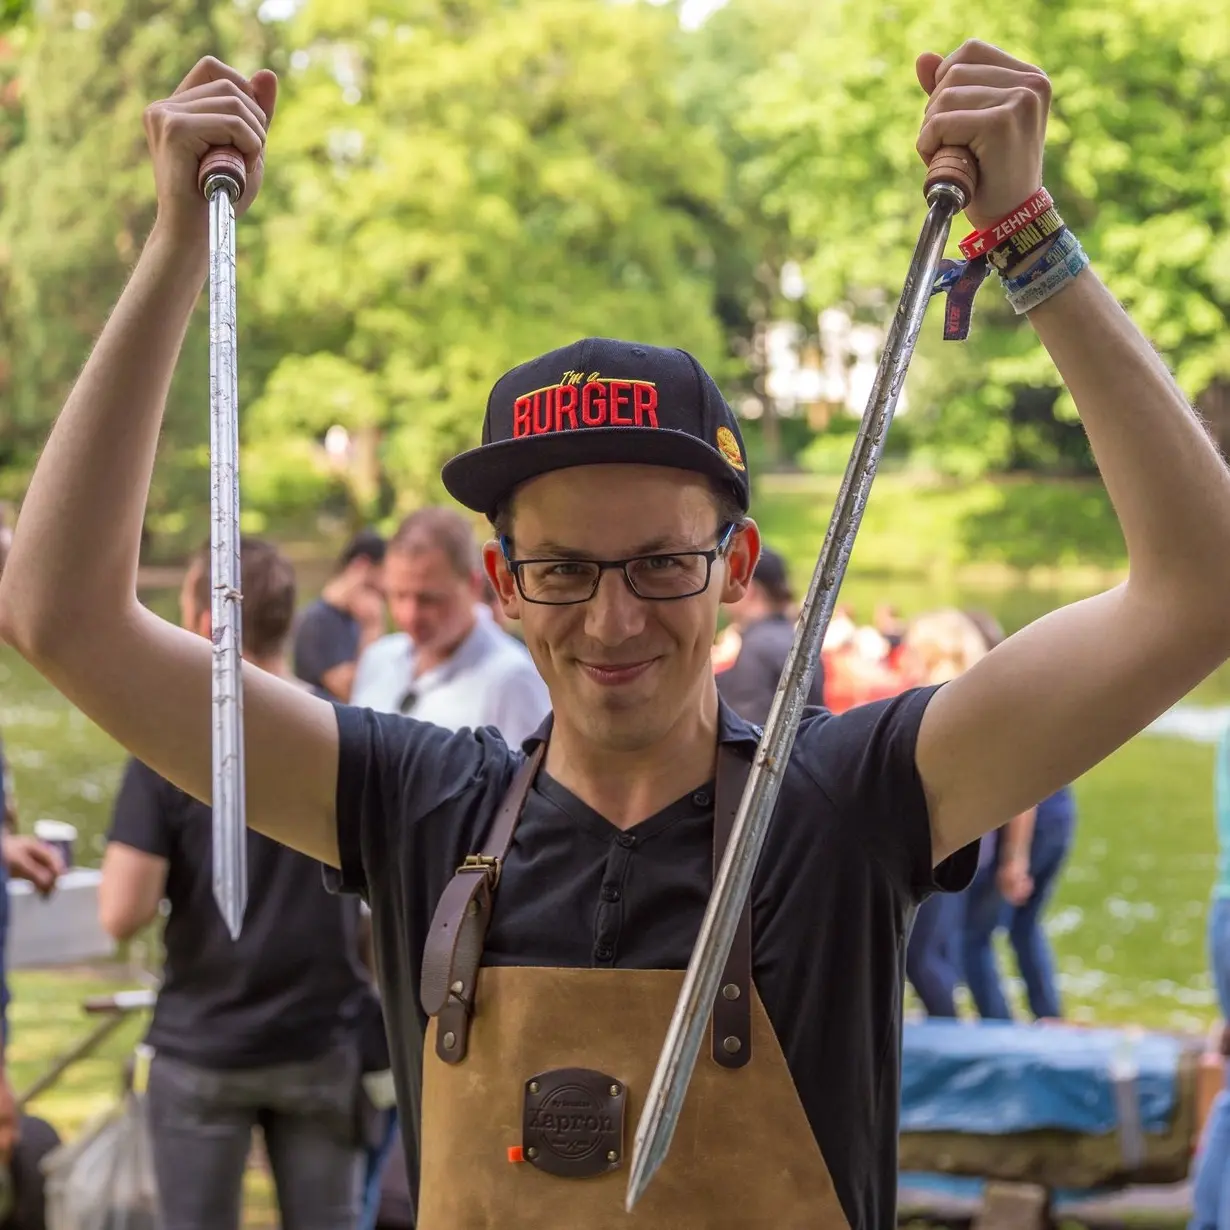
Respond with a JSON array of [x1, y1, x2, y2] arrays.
[[358, 1107, 400, 1230], [1190, 896, 1230, 1230], [906, 891, 964, 1017], [962, 820, 1071, 1021]]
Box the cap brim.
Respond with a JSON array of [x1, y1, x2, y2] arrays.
[[441, 427, 749, 517]]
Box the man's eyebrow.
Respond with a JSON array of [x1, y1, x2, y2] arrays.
[[518, 535, 700, 558]]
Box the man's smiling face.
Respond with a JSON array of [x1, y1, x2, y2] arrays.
[[485, 464, 758, 753]]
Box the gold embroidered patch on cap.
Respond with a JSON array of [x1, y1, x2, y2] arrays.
[[716, 426, 745, 472]]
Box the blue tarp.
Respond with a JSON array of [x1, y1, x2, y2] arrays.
[[900, 1019, 1181, 1137]]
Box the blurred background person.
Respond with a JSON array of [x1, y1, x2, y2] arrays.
[[293, 528, 387, 702], [1184, 718, 1230, 1230], [0, 532, 65, 1229], [99, 538, 375, 1230], [0, 723, 63, 1230], [959, 610, 1076, 1022], [350, 507, 548, 743], [479, 574, 522, 640], [900, 608, 989, 1017], [715, 544, 824, 724]]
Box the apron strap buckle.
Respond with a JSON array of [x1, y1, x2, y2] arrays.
[[457, 853, 502, 891]]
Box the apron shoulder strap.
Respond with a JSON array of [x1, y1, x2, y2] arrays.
[[712, 745, 754, 1070], [420, 740, 757, 1072], [420, 743, 545, 1064]]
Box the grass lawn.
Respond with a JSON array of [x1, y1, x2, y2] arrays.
[[962, 733, 1221, 1032], [8, 967, 278, 1226]]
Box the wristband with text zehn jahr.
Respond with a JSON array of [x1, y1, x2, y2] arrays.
[[958, 188, 1053, 261]]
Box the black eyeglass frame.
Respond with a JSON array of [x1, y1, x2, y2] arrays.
[[499, 523, 738, 607]]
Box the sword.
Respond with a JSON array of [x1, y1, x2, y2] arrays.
[[199, 146, 248, 940], [625, 147, 980, 1212]]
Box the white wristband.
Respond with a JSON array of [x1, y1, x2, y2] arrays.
[[1006, 243, 1091, 315]]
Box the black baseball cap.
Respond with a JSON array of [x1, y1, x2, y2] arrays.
[[441, 338, 751, 517]]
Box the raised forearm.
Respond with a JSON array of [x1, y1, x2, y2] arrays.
[[1029, 270, 1230, 605], [0, 223, 206, 653]]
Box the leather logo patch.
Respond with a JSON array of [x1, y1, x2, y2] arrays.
[[522, 1067, 625, 1179]]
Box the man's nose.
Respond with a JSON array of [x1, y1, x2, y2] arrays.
[[584, 568, 648, 644]]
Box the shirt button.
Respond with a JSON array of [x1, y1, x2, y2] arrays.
[[601, 885, 621, 903], [595, 943, 613, 962], [616, 833, 636, 849], [692, 791, 711, 808]]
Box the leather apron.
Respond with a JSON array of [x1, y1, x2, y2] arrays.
[[417, 744, 850, 1229]]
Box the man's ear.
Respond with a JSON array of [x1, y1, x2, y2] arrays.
[[720, 521, 761, 604], [481, 540, 521, 619]]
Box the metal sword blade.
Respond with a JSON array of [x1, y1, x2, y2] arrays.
[[207, 175, 247, 941], [624, 183, 969, 1213]]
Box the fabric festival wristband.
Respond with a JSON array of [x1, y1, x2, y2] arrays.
[[1006, 241, 1091, 315], [930, 255, 993, 341], [959, 188, 1053, 260], [987, 207, 1065, 274], [1001, 228, 1081, 293]]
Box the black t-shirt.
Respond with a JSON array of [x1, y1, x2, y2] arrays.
[[293, 598, 359, 694], [716, 613, 826, 725], [110, 757, 376, 1070], [331, 689, 976, 1230]]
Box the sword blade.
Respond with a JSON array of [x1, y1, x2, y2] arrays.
[[206, 174, 247, 941], [625, 183, 970, 1212]]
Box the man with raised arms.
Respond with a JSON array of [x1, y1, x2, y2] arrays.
[[3, 40, 1230, 1230]]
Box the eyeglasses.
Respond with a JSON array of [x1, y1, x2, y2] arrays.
[[500, 524, 737, 606]]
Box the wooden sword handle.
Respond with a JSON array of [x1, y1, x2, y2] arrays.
[[924, 145, 978, 205], [198, 146, 247, 199]]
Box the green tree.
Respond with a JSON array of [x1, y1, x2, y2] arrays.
[[0, 0, 238, 535], [241, 0, 730, 525], [730, 0, 1230, 475], [675, 0, 823, 470]]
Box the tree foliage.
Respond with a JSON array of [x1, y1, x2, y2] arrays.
[[1, 0, 1229, 542], [242, 0, 729, 523], [0, 0, 222, 526], [727, 0, 1230, 472]]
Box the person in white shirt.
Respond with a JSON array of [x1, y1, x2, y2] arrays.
[[347, 505, 550, 1230], [350, 507, 549, 745]]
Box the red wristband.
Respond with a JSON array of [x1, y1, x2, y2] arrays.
[[959, 188, 1053, 260]]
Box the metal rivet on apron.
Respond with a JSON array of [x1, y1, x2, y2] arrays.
[[443, 1031, 457, 1050], [722, 1035, 742, 1055], [526, 1147, 538, 1160], [722, 983, 741, 1001], [609, 1083, 621, 1096], [450, 980, 464, 995], [607, 1150, 619, 1162], [529, 1081, 539, 1094]]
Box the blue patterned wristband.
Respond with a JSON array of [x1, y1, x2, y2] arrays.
[[1005, 239, 1091, 315], [1001, 227, 1082, 293]]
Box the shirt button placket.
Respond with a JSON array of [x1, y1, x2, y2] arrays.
[[594, 833, 634, 966]]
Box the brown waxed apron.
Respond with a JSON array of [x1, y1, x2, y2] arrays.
[[417, 744, 850, 1229]]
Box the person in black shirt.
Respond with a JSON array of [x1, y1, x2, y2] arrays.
[[9, 45, 1230, 1229], [293, 528, 387, 702], [100, 539, 377, 1230], [715, 545, 824, 724]]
